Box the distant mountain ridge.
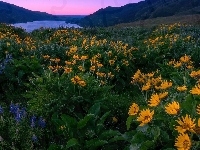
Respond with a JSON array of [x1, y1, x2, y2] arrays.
[[0, 1, 85, 24], [78, 0, 200, 27]]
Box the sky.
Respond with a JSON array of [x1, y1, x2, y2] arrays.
[[1, 0, 143, 15]]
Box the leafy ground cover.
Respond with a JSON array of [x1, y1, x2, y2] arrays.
[[0, 23, 200, 149]]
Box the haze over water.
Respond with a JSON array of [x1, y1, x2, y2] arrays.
[[12, 21, 82, 32]]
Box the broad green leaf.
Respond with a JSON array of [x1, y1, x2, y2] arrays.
[[98, 111, 110, 125], [61, 114, 77, 127], [108, 136, 125, 143], [48, 144, 60, 150], [88, 103, 100, 115], [182, 94, 197, 114], [66, 138, 79, 149], [160, 130, 170, 143], [140, 140, 154, 150], [150, 127, 160, 141], [86, 139, 108, 148], [126, 116, 134, 130], [136, 124, 149, 133], [99, 130, 120, 139], [77, 114, 94, 129], [131, 132, 147, 144]]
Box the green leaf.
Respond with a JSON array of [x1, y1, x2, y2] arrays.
[[140, 140, 154, 150], [88, 103, 100, 115], [108, 136, 125, 143], [48, 144, 60, 150], [182, 94, 197, 114], [86, 139, 108, 149], [126, 116, 134, 130], [131, 132, 147, 144], [136, 124, 149, 133], [150, 127, 160, 141], [160, 130, 169, 143], [61, 114, 77, 127], [99, 130, 121, 139], [98, 111, 110, 125], [66, 138, 79, 149], [77, 114, 94, 129]]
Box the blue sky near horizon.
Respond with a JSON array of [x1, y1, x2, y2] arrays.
[[1, 0, 143, 15]]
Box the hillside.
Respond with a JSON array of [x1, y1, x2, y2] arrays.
[[114, 14, 200, 28], [79, 0, 200, 27], [0, 1, 85, 24]]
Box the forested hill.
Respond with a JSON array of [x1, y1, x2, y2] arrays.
[[0, 1, 85, 24], [78, 0, 200, 27]]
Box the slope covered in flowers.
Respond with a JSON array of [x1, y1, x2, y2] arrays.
[[0, 23, 200, 149]]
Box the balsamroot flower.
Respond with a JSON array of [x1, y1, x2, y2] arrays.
[[190, 84, 200, 95], [175, 133, 191, 150], [175, 114, 196, 133], [128, 103, 139, 116], [137, 108, 154, 126], [148, 93, 160, 107], [158, 92, 168, 99], [165, 101, 180, 115], [177, 85, 187, 92]]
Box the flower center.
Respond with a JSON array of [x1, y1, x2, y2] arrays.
[[183, 140, 190, 149]]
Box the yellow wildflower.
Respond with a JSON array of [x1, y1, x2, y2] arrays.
[[128, 103, 139, 116], [174, 61, 182, 68], [64, 67, 72, 74], [80, 55, 88, 61], [71, 76, 81, 84], [43, 55, 50, 59], [69, 46, 78, 53], [65, 61, 72, 65], [73, 55, 79, 60], [97, 63, 103, 68], [78, 80, 86, 87], [155, 80, 172, 90], [196, 104, 200, 115], [107, 72, 114, 78], [175, 114, 196, 133], [177, 86, 187, 92], [180, 55, 191, 63], [194, 118, 200, 134], [190, 84, 200, 95], [137, 108, 154, 126], [175, 133, 191, 150], [148, 93, 160, 107], [78, 66, 85, 72], [158, 92, 168, 99], [190, 70, 200, 78], [109, 60, 115, 65], [90, 66, 95, 72], [165, 101, 180, 115], [142, 82, 151, 91], [54, 58, 60, 63]]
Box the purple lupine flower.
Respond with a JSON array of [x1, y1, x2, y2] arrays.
[[30, 115, 37, 128], [32, 134, 38, 142], [10, 104, 16, 114], [10, 104, 20, 115], [38, 117, 46, 128], [15, 111, 22, 122], [0, 106, 3, 114]]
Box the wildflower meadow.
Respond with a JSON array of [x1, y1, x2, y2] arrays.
[[0, 23, 200, 149]]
